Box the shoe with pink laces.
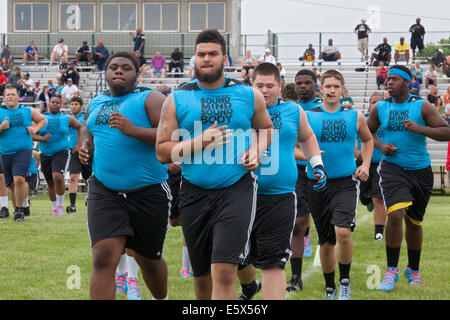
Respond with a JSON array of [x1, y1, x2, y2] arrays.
[[180, 268, 193, 278], [404, 265, 422, 286], [127, 276, 141, 300], [115, 271, 127, 295], [56, 206, 65, 216], [379, 266, 399, 291]]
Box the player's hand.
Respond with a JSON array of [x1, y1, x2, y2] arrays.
[[355, 164, 369, 182], [27, 126, 36, 136], [0, 117, 9, 131], [109, 112, 136, 137], [43, 133, 51, 141], [201, 121, 232, 149], [79, 139, 91, 165], [241, 149, 260, 172], [404, 120, 422, 134], [72, 144, 80, 154], [312, 165, 327, 192], [380, 143, 397, 156], [168, 162, 181, 174]]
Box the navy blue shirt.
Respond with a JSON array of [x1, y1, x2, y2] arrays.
[[133, 34, 146, 54]]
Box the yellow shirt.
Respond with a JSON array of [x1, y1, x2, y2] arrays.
[[395, 43, 410, 55]]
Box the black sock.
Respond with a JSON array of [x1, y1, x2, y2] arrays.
[[339, 263, 351, 281], [304, 227, 310, 237], [290, 258, 302, 278], [69, 193, 76, 207], [241, 280, 257, 296], [323, 271, 335, 289], [407, 249, 421, 271], [386, 246, 401, 268], [375, 225, 385, 235]]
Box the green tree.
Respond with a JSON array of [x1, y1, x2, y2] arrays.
[[422, 37, 450, 59]]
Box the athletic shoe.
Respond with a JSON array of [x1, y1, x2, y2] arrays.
[[303, 234, 312, 258], [379, 266, 399, 291], [0, 207, 9, 218], [338, 278, 351, 300], [23, 206, 30, 217], [318, 61, 322, 66], [338, 61, 342, 66], [323, 287, 336, 300], [238, 279, 261, 300], [14, 211, 25, 222], [52, 208, 58, 216], [404, 266, 422, 286], [374, 233, 384, 241], [115, 272, 127, 295], [180, 268, 193, 278], [366, 202, 374, 212], [127, 276, 141, 300], [57, 206, 65, 216], [66, 205, 77, 213], [286, 275, 303, 292]]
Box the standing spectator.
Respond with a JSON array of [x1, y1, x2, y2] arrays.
[[7, 66, 22, 90], [0, 67, 7, 96], [168, 47, 184, 75], [340, 90, 354, 107], [241, 50, 256, 81], [22, 41, 39, 66], [1, 45, 14, 68], [258, 48, 276, 65], [130, 28, 146, 55], [410, 60, 423, 84], [425, 49, 445, 74], [318, 39, 342, 66], [375, 61, 389, 90], [149, 50, 166, 79], [394, 37, 410, 65], [76, 41, 92, 65], [426, 86, 443, 114], [425, 64, 438, 89], [299, 44, 316, 66], [370, 37, 392, 66], [409, 75, 421, 95], [49, 39, 68, 66], [38, 85, 52, 113], [354, 18, 371, 61], [409, 18, 425, 59], [134, 51, 147, 85], [93, 41, 109, 71], [61, 78, 79, 105]]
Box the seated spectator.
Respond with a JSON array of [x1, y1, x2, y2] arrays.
[[277, 62, 287, 84], [38, 85, 52, 113], [427, 86, 443, 114], [340, 90, 354, 107], [135, 51, 147, 85], [444, 86, 450, 106], [32, 80, 41, 99], [409, 75, 421, 95], [241, 50, 256, 81], [0, 67, 7, 96], [370, 37, 391, 66], [444, 87, 450, 123], [156, 84, 172, 96], [425, 49, 445, 74], [318, 39, 342, 66], [7, 66, 22, 90], [49, 39, 68, 66], [375, 61, 389, 90], [149, 50, 167, 79], [76, 41, 92, 64], [47, 79, 56, 96], [1, 45, 14, 68], [169, 47, 184, 76], [282, 83, 298, 102], [258, 48, 276, 65], [410, 60, 423, 84], [394, 37, 410, 65], [61, 78, 79, 105], [189, 55, 196, 79], [59, 56, 80, 85], [0, 59, 11, 78], [22, 41, 39, 66], [299, 44, 316, 66], [425, 64, 438, 89], [56, 78, 64, 96], [93, 41, 109, 71], [20, 72, 34, 100]]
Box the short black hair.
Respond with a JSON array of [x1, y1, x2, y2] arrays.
[[195, 29, 227, 55], [252, 62, 281, 83], [295, 69, 317, 84], [105, 51, 140, 74], [70, 96, 83, 106], [389, 65, 412, 80]]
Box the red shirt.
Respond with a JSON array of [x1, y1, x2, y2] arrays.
[[376, 67, 389, 79], [0, 74, 7, 84]]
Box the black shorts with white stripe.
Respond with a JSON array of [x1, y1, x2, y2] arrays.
[[179, 172, 258, 277], [308, 175, 360, 245], [40, 149, 71, 185], [86, 175, 172, 259]]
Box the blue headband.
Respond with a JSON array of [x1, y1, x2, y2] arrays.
[[388, 68, 412, 81]]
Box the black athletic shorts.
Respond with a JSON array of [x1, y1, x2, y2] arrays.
[[295, 165, 310, 217], [26, 173, 39, 191], [0, 155, 3, 174], [356, 161, 382, 205], [168, 171, 181, 220], [410, 37, 424, 50], [86, 175, 172, 259], [0, 149, 32, 187], [69, 150, 92, 180], [378, 160, 433, 226], [248, 192, 297, 270], [179, 172, 257, 277], [308, 175, 359, 245], [40, 150, 71, 185]]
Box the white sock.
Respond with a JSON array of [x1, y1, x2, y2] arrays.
[[56, 193, 65, 207], [152, 295, 168, 300], [51, 201, 57, 210], [0, 196, 8, 208], [182, 245, 191, 270], [117, 253, 127, 275], [127, 254, 139, 279], [23, 197, 29, 208]]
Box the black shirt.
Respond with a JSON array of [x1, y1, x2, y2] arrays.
[[138, 56, 147, 68], [171, 51, 184, 63], [409, 24, 425, 39], [374, 43, 392, 58], [77, 45, 91, 55], [355, 24, 371, 39]]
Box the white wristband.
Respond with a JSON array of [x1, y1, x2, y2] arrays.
[[309, 154, 323, 168]]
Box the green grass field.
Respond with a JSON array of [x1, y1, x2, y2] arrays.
[[0, 193, 449, 300]]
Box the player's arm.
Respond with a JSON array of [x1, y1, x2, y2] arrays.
[[404, 100, 450, 141], [79, 107, 94, 165], [29, 107, 47, 135], [356, 111, 373, 182], [367, 102, 397, 156], [69, 115, 82, 152], [295, 142, 306, 161], [355, 140, 362, 161]]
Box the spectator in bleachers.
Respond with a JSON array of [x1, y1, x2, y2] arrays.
[[410, 60, 423, 84], [426, 86, 443, 114], [375, 61, 389, 90], [444, 87, 450, 123], [93, 41, 109, 71], [134, 51, 147, 85], [0, 59, 11, 78], [76, 41, 92, 65], [409, 18, 425, 59], [0, 67, 7, 96], [409, 75, 421, 95], [1, 45, 14, 68], [299, 44, 315, 66], [425, 64, 438, 89], [20, 72, 34, 101], [282, 83, 298, 102], [22, 41, 39, 66], [130, 28, 146, 55], [156, 84, 172, 96], [277, 62, 286, 84], [169, 47, 184, 76], [445, 55, 450, 78], [354, 18, 371, 62], [340, 90, 354, 107], [425, 49, 445, 74], [38, 85, 52, 113], [49, 39, 68, 66], [188, 55, 196, 79], [55, 78, 64, 96], [241, 50, 256, 81], [370, 37, 391, 66], [444, 87, 450, 106], [318, 39, 342, 66], [258, 48, 276, 65], [7, 66, 22, 90], [61, 78, 79, 105], [149, 50, 167, 79], [394, 37, 410, 65], [59, 56, 80, 85], [47, 79, 56, 96], [32, 80, 41, 100]]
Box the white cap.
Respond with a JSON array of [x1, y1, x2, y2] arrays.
[[438, 49, 443, 53], [265, 48, 271, 53]]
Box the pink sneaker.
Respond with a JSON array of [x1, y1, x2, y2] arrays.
[[180, 268, 193, 278], [126, 276, 141, 300], [52, 209, 57, 216], [115, 271, 127, 294], [57, 206, 65, 216]]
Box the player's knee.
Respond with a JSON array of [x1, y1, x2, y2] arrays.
[[335, 227, 351, 242], [13, 176, 26, 185], [213, 265, 236, 287], [92, 247, 118, 271]]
